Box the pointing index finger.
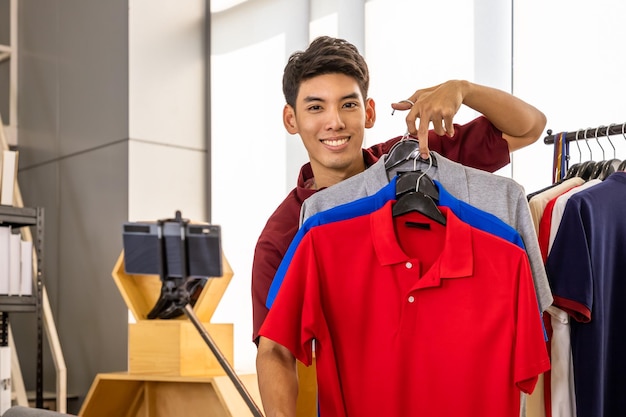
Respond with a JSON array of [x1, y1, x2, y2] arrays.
[[417, 116, 430, 160]]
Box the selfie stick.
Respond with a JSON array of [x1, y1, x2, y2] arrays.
[[157, 211, 264, 417]]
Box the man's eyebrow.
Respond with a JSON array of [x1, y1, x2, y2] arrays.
[[341, 93, 360, 101], [302, 92, 360, 103], [303, 95, 324, 103]]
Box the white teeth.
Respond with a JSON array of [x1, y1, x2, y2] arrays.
[[323, 138, 348, 147]]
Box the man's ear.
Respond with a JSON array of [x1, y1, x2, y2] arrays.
[[365, 98, 376, 129], [283, 104, 298, 134]]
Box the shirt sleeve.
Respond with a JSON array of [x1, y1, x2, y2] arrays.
[[545, 197, 593, 323], [251, 196, 301, 343], [259, 233, 327, 366]]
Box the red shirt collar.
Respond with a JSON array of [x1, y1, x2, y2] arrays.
[[371, 202, 474, 281]]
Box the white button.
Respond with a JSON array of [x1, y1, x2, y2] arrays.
[[408, 296, 415, 303], [405, 262, 413, 269]]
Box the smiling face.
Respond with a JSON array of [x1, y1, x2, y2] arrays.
[[283, 73, 376, 189]]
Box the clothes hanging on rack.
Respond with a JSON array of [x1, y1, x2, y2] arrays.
[[528, 177, 585, 237], [546, 179, 601, 254], [259, 201, 550, 417], [529, 178, 600, 417], [529, 157, 626, 417], [544, 171, 626, 417], [526, 123, 626, 417]]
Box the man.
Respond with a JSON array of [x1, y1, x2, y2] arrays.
[[253, 36, 547, 416]]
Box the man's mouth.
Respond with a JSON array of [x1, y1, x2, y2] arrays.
[[321, 137, 349, 147]]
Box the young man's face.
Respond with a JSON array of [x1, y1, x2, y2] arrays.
[[283, 73, 376, 188]]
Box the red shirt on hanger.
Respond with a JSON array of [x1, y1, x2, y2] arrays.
[[260, 203, 549, 417]]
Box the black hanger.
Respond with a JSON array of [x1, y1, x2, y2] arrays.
[[589, 160, 606, 180], [392, 154, 445, 225], [575, 160, 596, 181], [564, 163, 581, 180], [597, 158, 620, 180], [392, 191, 446, 225], [618, 159, 626, 171], [385, 137, 438, 171], [395, 170, 439, 201]]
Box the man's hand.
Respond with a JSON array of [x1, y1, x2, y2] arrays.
[[391, 80, 547, 157], [391, 80, 466, 160]]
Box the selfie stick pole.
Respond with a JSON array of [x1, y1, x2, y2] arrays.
[[181, 305, 264, 417], [161, 211, 264, 417]]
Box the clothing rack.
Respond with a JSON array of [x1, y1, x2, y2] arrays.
[[544, 122, 626, 144]]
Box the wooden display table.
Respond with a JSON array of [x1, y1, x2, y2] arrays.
[[112, 251, 234, 376], [79, 372, 262, 417]]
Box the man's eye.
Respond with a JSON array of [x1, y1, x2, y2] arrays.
[[343, 102, 358, 109], [308, 105, 322, 111]]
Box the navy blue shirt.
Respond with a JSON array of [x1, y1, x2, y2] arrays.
[[546, 171, 626, 417]]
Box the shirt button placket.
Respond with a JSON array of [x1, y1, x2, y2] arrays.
[[405, 261, 416, 303]]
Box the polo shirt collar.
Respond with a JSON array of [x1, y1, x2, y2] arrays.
[[370, 201, 474, 280], [296, 163, 317, 202]]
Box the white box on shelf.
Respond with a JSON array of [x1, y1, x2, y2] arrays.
[[0, 346, 10, 415], [20, 240, 33, 296], [0, 226, 10, 295], [8, 233, 21, 295], [0, 150, 18, 206]]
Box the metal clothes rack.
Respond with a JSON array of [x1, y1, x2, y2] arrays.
[[544, 122, 626, 144]]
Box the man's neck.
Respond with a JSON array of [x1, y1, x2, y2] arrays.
[[311, 160, 366, 190]]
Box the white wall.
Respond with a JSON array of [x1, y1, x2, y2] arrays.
[[128, 0, 207, 222], [512, 0, 626, 193]]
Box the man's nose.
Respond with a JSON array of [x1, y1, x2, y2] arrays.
[[325, 109, 346, 130]]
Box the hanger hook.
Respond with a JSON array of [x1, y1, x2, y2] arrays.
[[606, 123, 617, 159], [583, 127, 593, 160], [412, 151, 434, 192], [594, 126, 605, 160], [574, 128, 583, 163]]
